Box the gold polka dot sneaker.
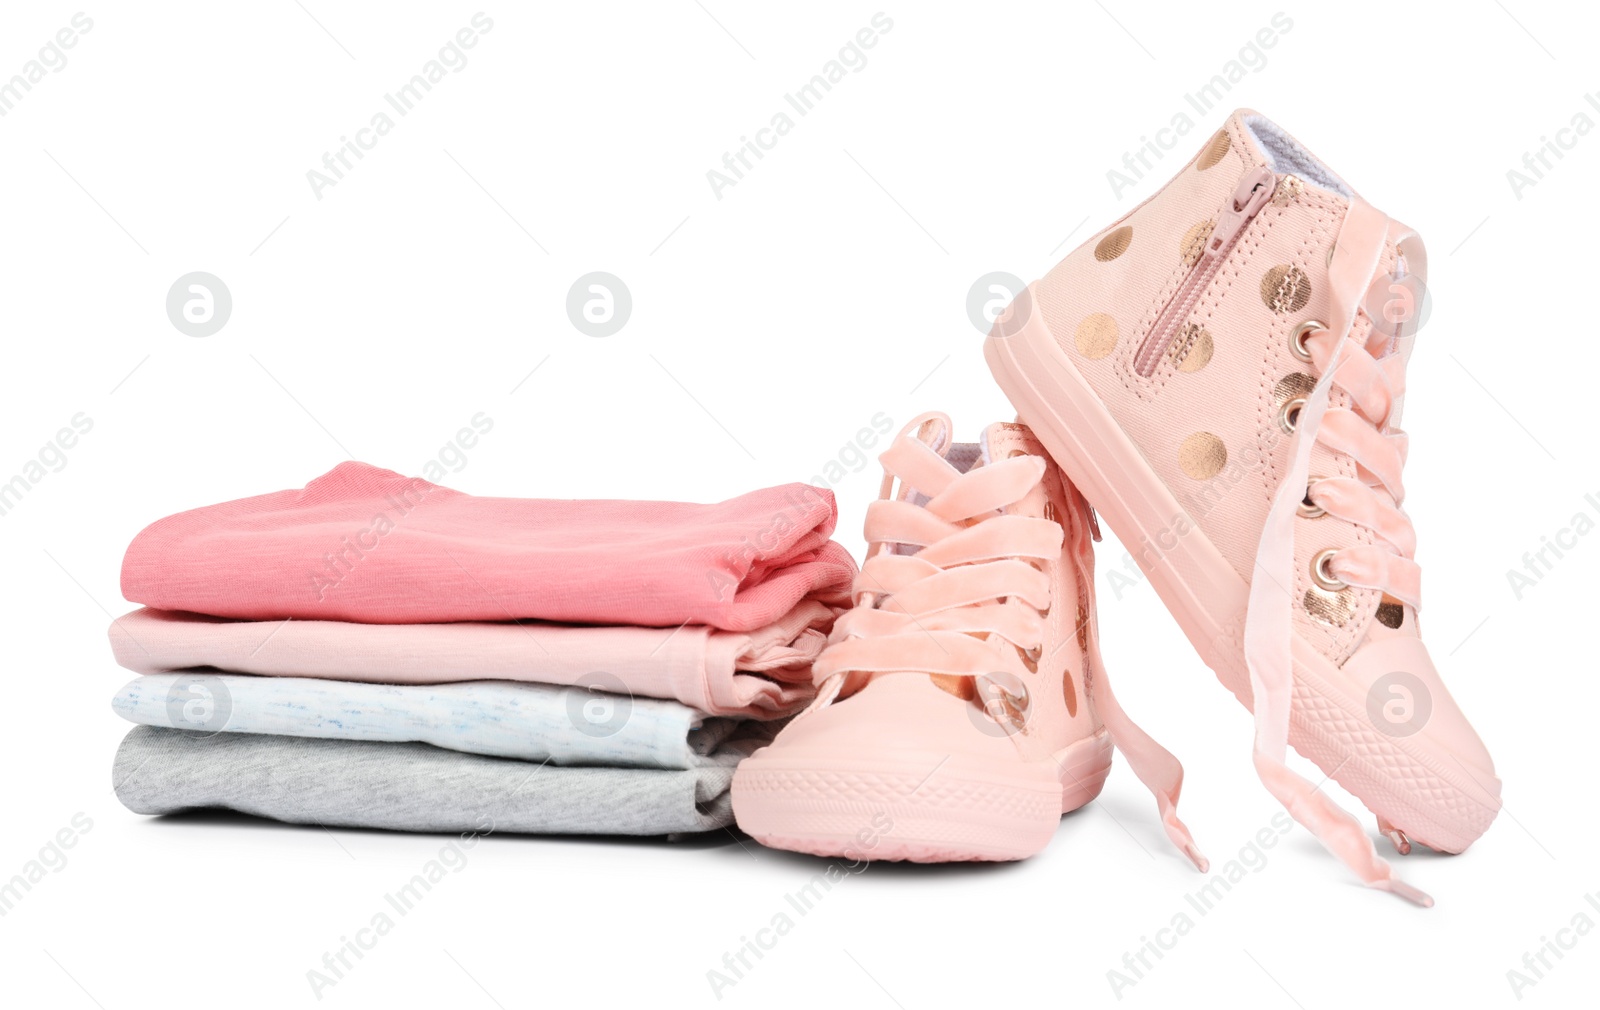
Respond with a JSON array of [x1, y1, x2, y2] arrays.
[[984, 109, 1500, 905], [732, 413, 1206, 867]]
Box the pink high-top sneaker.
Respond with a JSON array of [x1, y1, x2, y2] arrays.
[[985, 109, 1500, 903], [732, 413, 1206, 866]]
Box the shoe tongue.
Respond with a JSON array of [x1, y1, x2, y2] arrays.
[[933, 422, 1032, 482]]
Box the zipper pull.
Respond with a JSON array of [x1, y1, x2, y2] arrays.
[[1131, 164, 1280, 378], [1203, 166, 1277, 264]]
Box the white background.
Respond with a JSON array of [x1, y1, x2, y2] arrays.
[[1, 1, 1595, 1007]]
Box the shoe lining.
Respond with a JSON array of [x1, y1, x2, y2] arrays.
[[894, 442, 982, 556], [945, 442, 982, 475], [1243, 115, 1352, 197]]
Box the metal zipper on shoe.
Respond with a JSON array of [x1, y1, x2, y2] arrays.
[[1131, 165, 1278, 378]]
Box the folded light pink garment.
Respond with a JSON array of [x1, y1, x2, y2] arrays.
[[109, 601, 835, 719], [120, 462, 855, 630]]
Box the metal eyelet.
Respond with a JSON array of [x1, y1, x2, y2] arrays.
[[976, 671, 1031, 731], [1278, 397, 1305, 435], [1290, 320, 1325, 362], [1019, 644, 1042, 673], [1310, 548, 1346, 592], [1297, 476, 1327, 518]]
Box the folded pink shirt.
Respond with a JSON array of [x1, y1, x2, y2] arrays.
[[120, 462, 855, 629], [108, 602, 834, 719]]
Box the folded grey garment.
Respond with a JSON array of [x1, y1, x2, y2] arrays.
[[114, 726, 752, 836]]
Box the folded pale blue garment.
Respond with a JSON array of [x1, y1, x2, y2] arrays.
[[113, 674, 748, 770]]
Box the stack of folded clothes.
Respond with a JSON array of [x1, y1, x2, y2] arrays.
[[107, 462, 855, 838]]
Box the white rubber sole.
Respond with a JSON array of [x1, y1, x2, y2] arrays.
[[731, 731, 1114, 862]]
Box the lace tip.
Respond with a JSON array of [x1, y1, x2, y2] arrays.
[[1160, 813, 1207, 873], [1376, 878, 1434, 908], [1376, 816, 1413, 856]]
